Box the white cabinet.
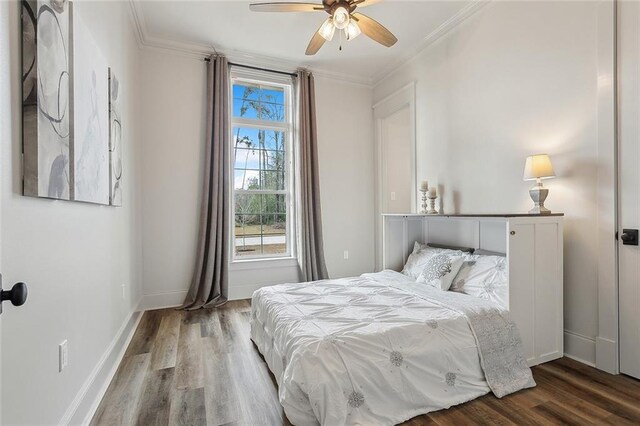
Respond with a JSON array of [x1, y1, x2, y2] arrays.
[[382, 214, 564, 367]]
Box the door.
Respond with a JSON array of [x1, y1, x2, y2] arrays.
[[373, 83, 416, 269], [618, 0, 640, 379]]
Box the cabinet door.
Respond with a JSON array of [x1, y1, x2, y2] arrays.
[[508, 221, 563, 366], [508, 223, 536, 364]]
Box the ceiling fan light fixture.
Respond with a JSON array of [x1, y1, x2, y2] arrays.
[[332, 5, 350, 29], [345, 20, 361, 40], [318, 17, 335, 41]]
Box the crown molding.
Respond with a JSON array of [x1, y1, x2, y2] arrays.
[[127, 0, 490, 89], [126, 0, 144, 49], [127, 0, 373, 86], [371, 0, 491, 86], [128, 0, 214, 58]]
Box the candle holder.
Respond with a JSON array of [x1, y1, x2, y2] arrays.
[[427, 195, 438, 215], [420, 189, 428, 214]]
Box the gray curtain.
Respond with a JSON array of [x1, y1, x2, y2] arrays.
[[181, 55, 230, 309], [297, 70, 329, 281]]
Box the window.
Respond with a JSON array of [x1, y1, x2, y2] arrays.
[[230, 70, 294, 260]]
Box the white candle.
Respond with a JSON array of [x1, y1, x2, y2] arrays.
[[420, 180, 428, 192], [428, 187, 437, 197]]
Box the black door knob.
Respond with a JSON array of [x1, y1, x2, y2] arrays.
[[1, 282, 28, 307], [621, 229, 639, 246]]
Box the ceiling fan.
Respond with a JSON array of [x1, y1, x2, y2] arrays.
[[249, 0, 398, 55]]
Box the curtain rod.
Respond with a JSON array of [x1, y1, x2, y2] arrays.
[[204, 57, 297, 77]]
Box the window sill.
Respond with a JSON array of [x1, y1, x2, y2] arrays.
[[229, 256, 299, 271]]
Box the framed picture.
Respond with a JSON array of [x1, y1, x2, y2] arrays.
[[22, 0, 116, 206]]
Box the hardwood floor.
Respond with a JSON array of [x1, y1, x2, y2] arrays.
[[92, 301, 640, 425]]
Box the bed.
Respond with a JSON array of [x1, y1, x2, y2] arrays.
[[250, 268, 535, 425]]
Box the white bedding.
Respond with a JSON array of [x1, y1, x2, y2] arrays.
[[250, 270, 532, 425]]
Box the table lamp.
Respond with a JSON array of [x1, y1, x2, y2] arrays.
[[523, 154, 555, 215]]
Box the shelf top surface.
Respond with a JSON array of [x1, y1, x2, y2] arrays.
[[382, 213, 565, 218]]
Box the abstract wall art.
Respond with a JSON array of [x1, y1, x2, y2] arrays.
[[22, 0, 118, 206], [109, 68, 122, 206], [72, 10, 109, 204], [22, 0, 73, 200]]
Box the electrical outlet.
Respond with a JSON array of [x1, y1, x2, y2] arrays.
[[121, 284, 126, 300], [59, 340, 68, 372], [390, 191, 396, 201], [343, 250, 349, 260]]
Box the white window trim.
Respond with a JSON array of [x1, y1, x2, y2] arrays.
[[229, 67, 297, 264]]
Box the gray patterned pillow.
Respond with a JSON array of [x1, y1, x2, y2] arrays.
[[416, 254, 464, 291], [401, 242, 464, 279]]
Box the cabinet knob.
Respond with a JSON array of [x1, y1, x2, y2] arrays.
[[510, 230, 516, 235]]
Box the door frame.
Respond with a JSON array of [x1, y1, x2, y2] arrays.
[[0, 0, 8, 417], [373, 82, 416, 270], [592, 0, 619, 375], [615, 0, 640, 378]]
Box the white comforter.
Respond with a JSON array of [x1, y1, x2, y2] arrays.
[[250, 270, 533, 426]]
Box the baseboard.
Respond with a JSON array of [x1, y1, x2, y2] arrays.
[[228, 283, 268, 301], [141, 285, 262, 311], [596, 336, 618, 374], [564, 330, 596, 367], [59, 307, 144, 425], [139, 290, 188, 310]]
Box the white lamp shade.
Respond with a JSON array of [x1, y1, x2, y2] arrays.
[[523, 154, 555, 180], [345, 21, 361, 40], [319, 17, 335, 41]]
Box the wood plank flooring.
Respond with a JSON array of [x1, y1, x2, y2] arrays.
[[91, 301, 640, 425]]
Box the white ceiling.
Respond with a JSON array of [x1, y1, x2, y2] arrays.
[[134, 0, 474, 83]]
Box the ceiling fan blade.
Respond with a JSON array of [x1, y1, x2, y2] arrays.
[[249, 2, 323, 12], [350, 0, 382, 8], [352, 12, 397, 47], [305, 24, 327, 55]]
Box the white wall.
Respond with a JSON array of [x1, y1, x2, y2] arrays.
[[138, 49, 374, 308], [0, 1, 142, 424], [315, 76, 375, 278], [374, 1, 606, 365]]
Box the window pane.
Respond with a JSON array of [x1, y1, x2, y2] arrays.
[[235, 193, 261, 218], [235, 192, 262, 257], [232, 83, 285, 122], [234, 170, 259, 190], [232, 128, 285, 152], [233, 84, 260, 100], [260, 86, 285, 104], [233, 128, 286, 191], [262, 194, 287, 214], [234, 193, 288, 257], [261, 214, 286, 255], [258, 170, 283, 190], [258, 102, 285, 122], [234, 147, 261, 171], [264, 130, 285, 151], [233, 128, 259, 151]]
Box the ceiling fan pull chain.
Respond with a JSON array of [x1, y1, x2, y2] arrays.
[[339, 29, 343, 51]]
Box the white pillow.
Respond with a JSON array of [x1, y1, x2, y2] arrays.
[[451, 254, 508, 308], [401, 242, 463, 279], [416, 254, 464, 291]]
